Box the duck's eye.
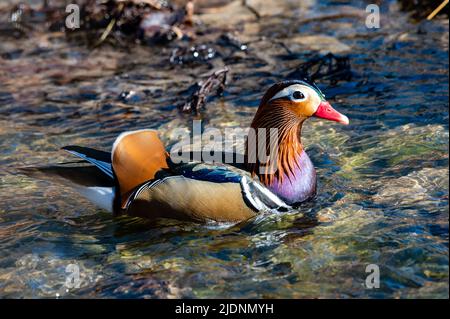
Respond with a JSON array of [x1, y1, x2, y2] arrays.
[[292, 91, 305, 100]]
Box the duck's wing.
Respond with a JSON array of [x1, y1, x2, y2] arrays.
[[124, 161, 290, 222], [110, 130, 289, 222], [169, 161, 289, 210], [174, 162, 290, 210], [125, 175, 256, 222], [111, 129, 170, 207], [173, 150, 248, 171]]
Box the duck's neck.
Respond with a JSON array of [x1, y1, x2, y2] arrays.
[[245, 107, 316, 204]]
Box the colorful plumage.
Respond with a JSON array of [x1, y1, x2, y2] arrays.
[[246, 80, 348, 204], [23, 80, 348, 223]]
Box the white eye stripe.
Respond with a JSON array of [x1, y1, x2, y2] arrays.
[[269, 84, 309, 102]]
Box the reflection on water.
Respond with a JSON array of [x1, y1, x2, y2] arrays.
[[0, 0, 448, 298]]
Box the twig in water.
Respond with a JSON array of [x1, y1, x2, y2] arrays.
[[185, 0, 195, 25], [242, 0, 260, 20], [180, 67, 229, 114], [94, 2, 124, 47], [287, 53, 352, 84], [426, 0, 448, 20]]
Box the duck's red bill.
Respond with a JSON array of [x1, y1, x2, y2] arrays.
[[313, 101, 349, 125]]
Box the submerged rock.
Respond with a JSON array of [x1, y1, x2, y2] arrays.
[[285, 35, 351, 55], [373, 168, 448, 207]]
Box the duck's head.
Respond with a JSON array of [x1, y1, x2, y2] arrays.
[[247, 80, 349, 192], [254, 79, 349, 126]]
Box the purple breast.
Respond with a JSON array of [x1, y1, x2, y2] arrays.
[[267, 151, 317, 205]]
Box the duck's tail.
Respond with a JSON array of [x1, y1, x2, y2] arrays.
[[18, 145, 115, 212], [62, 145, 113, 178], [18, 161, 116, 212], [19, 130, 170, 212]]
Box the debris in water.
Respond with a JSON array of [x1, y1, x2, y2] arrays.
[[170, 44, 217, 65], [180, 67, 229, 114], [139, 3, 188, 44], [287, 53, 352, 84], [397, 0, 449, 20], [241, 0, 261, 20], [218, 33, 248, 52], [1, 0, 195, 46]]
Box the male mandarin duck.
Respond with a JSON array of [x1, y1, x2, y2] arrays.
[[26, 80, 349, 223]]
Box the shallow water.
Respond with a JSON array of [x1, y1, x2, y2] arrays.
[[0, 0, 448, 298]]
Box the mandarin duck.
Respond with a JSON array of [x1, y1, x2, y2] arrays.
[[25, 80, 349, 223]]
